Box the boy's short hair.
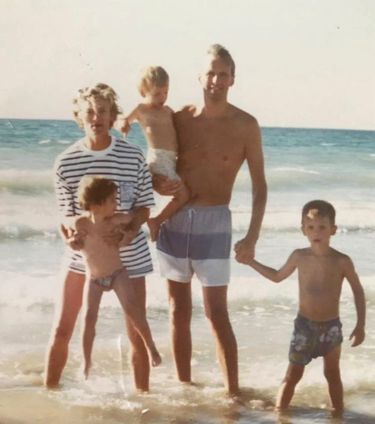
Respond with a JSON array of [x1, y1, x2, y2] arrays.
[[78, 176, 117, 211], [73, 83, 121, 128], [302, 200, 336, 225], [138, 66, 169, 97], [207, 44, 236, 77]]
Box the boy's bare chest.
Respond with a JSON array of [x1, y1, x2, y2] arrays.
[[298, 257, 343, 293]]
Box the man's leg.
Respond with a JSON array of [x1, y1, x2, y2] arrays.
[[168, 279, 192, 383], [44, 271, 85, 388], [123, 276, 150, 392], [275, 363, 305, 411], [202, 285, 238, 395], [323, 346, 343, 417]]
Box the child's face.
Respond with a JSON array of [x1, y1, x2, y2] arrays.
[[78, 97, 114, 138], [92, 192, 117, 217], [145, 85, 169, 107], [301, 215, 337, 247]]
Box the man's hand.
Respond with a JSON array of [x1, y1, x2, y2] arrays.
[[153, 174, 183, 196], [234, 236, 256, 264], [349, 325, 365, 347]]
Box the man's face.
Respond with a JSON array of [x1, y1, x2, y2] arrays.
[[78, 97, 114, 138], [199, 55, 234, 101]]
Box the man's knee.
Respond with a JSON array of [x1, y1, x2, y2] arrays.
[[204, 304, 228, 326], [169, 297, 192, 323]]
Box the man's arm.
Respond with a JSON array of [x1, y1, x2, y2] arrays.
[[234, 119, 267, 263], [343, 256, 366, 347], [247, 250, 298, 283]]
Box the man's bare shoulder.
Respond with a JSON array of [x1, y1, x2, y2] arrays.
[[229, 104, 259, 128]]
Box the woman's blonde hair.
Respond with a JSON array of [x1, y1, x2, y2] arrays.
[[72, 83, 121, 128]]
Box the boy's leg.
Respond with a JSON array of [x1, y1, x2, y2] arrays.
[[82, 280, 103, 378], [276, 363, 305, 410], [202, 285, 239, 396], [323, 346, 343, 417], [121, 276, 150, 392], [113, 272, 161, 367], [44, 271, 85, 388], [148, 181, 189, 241], [168, 279, 193, 383]]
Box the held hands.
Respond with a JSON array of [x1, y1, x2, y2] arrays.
[[234, 236, 256, 265], [349, 325, 365, 347]]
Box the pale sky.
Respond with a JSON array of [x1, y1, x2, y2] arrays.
[[1, 0, 374, 129]]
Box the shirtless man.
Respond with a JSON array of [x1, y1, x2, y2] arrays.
[[155, 44, 267, 395], [243, 200, 366, 417]]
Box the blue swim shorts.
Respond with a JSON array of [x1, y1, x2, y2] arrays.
[[289, 314, 343, 365], [156, 204, 231, 287]]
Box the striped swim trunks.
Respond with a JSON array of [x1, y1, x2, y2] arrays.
[[156, 204, 232, 287]]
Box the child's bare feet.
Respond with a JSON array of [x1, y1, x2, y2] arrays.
[[147, 218, 161, 242]]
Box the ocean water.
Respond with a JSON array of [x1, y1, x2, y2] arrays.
[[0, 119, 374, 423]]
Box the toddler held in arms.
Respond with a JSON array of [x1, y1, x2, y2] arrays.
[[117, 66, 189, 241]]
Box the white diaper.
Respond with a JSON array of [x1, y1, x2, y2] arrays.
[[147, 148, 180, 181]]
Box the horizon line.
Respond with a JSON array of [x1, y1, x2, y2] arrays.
[[0, 117, 374, 133]]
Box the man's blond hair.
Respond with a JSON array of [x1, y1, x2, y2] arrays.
[[73, 83, 121, 128], [207, 44, 235, 77], [138, 66, 169, 97]]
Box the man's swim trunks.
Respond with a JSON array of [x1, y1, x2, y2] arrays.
[[89, 268, 125, 291], [289, 314, 343, 365], [156, 204, 231, 287]]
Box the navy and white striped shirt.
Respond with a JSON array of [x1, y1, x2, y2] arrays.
[[54, 136, 155, 277]]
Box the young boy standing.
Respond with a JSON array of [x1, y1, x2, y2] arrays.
[[244, 200, 366, 417], [62, 176, 161, 378], [117, 66, 189, 241]]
